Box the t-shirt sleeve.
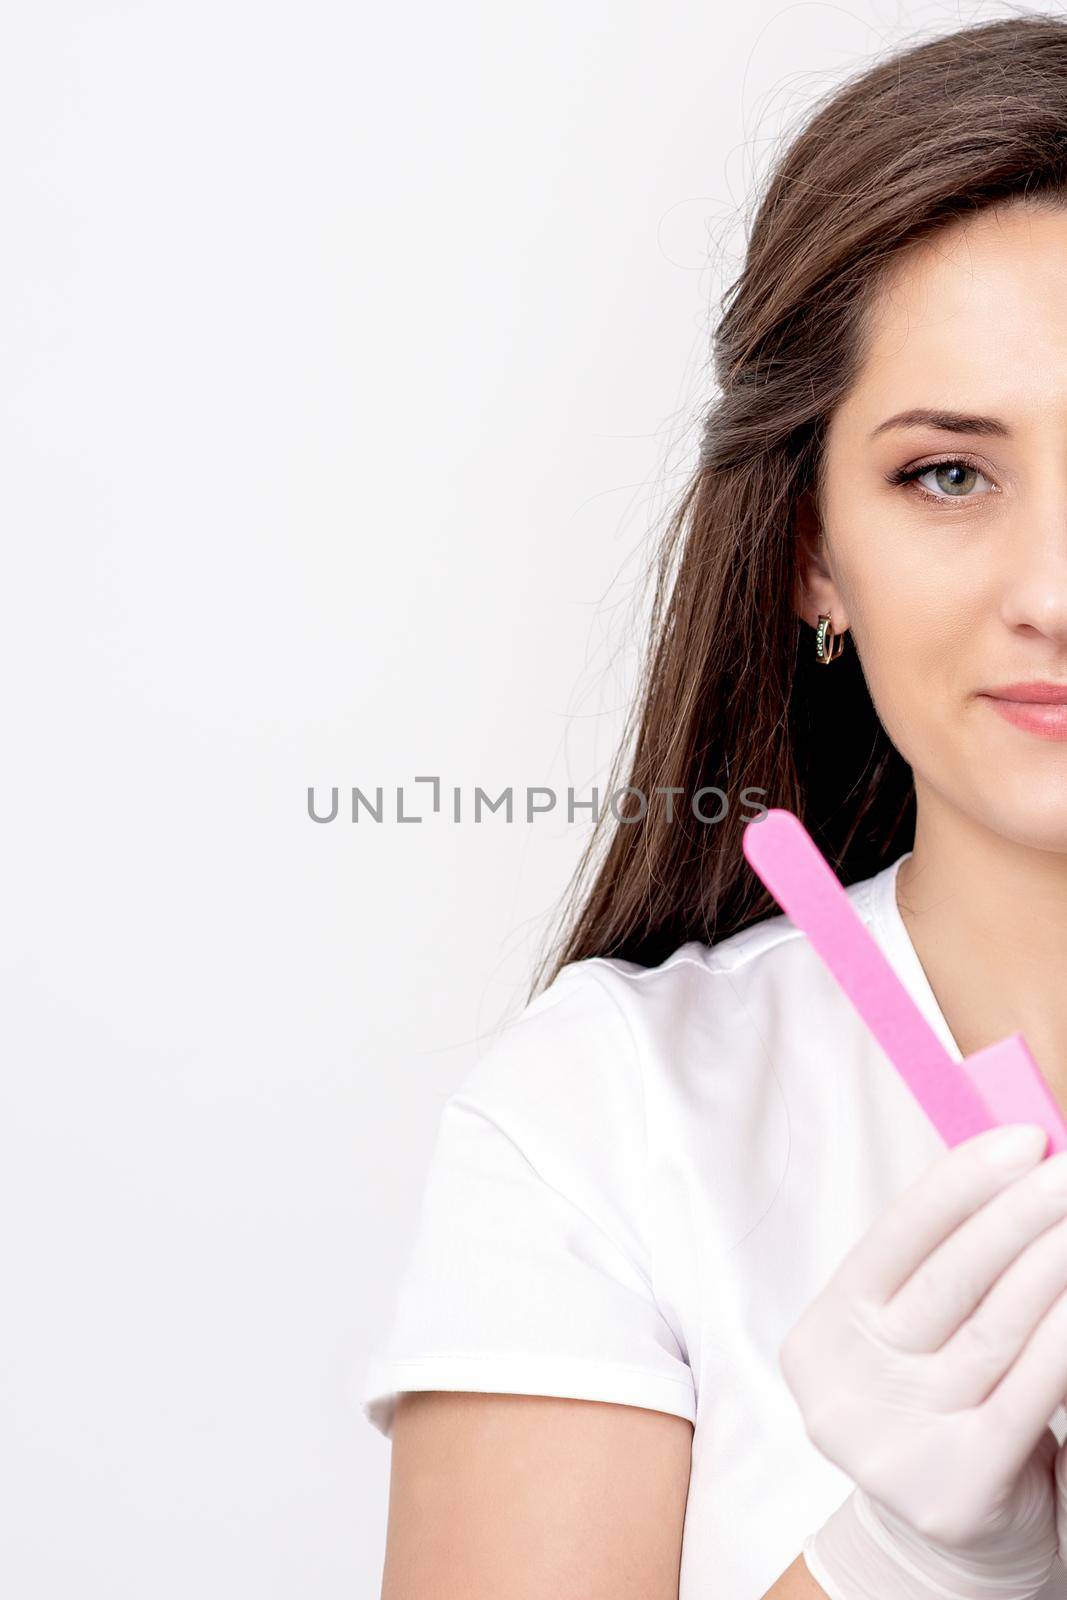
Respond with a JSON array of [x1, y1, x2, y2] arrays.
[[360, 960, 696, 1439]]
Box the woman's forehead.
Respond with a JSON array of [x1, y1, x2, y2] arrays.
[[833, 205, 1067, 441]]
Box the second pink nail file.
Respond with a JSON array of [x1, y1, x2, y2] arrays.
[[741, 808, 1067, 1155]]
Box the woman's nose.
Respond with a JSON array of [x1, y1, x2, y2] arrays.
[[998, 502, 1067, 642]]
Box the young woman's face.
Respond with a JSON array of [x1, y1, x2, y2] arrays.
[[813, 199, 1067, 850]]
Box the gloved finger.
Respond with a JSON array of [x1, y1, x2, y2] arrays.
[[931, 1210, 1067, 1406], [886, 1151, 1067, 1352], [835, 1124, 1050, 1328], [976, 1284, 1067, 1482]]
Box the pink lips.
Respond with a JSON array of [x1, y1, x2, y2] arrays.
[[979, 680, 1067, 739]]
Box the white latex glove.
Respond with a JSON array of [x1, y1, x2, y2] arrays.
[[781, 1121, 1067, 1600]]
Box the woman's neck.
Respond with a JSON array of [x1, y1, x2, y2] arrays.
[[896, 795, 1067, 1111]]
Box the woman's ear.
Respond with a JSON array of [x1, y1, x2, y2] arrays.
[[792, 490, 849, 633]]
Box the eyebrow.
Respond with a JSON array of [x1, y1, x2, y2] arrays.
[[868, 408, 1013, 441]]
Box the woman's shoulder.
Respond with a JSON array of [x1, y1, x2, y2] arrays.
[[450, 852, 905, 1171], [588, 849, 902, 1035], [455, 911, 799, 1132], [464, 852, 901, 1129], [517, 896, 823, 1062]]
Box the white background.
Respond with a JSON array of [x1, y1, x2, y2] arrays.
[[0, 1, 1026, 1593]]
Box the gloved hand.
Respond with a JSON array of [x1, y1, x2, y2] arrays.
[[781, 1121, 1067, 1599]]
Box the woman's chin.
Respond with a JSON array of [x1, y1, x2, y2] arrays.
[[969, 788, 1067, 854]]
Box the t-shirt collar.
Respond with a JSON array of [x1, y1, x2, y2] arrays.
[[859, 851, 965, 1067]]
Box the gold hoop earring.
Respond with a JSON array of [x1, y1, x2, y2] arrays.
[[815, 612, 845, 664]]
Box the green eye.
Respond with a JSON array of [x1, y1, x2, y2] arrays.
[[886, 456, 995, 503]]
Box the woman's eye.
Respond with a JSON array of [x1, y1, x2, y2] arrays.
[[892, 458, 995, 501]]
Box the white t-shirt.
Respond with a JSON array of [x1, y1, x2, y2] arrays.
[[360, 849, 1067, 1598]]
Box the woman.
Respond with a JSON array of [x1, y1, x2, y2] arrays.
[[362, 15, 1067, 1597]]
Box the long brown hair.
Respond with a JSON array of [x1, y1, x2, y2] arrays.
[[530, 11, 1067, 1001]]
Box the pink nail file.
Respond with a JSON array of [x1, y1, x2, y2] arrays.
[[741, 808, 1067, 1155]]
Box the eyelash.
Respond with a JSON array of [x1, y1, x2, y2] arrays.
[[884, 454, 997, 506]]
